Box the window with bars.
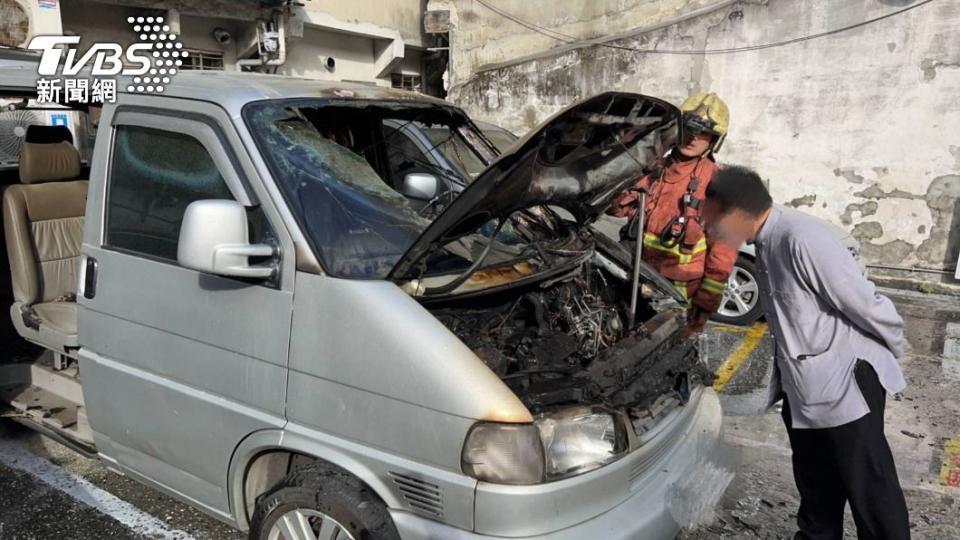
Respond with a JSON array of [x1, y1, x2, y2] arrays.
[[391, 73, 421, 92], [180, 50, 225, 71]]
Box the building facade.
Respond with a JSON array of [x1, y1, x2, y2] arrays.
[[1, 0, 433, 92], [430, 0, 960, 287]]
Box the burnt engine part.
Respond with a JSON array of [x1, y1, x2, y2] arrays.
[[431, 270, 705, 414]]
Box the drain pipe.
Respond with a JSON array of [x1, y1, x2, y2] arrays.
[[866, 263, 956, 276], [236, 13, 287, 71], [166, 8, 181, 36]]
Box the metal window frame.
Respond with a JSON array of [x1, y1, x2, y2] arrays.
[[180, 49, 225, 71]]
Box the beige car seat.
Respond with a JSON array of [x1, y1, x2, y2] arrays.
[[3, 126, 87, 355]]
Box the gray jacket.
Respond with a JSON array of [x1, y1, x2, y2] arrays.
[[755, 206, 907, 429]]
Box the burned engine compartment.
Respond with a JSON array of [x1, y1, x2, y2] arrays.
[[430, 263, 713, 416]]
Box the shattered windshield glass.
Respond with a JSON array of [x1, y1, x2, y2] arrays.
[[422, 125, 487, 179], [245, 102, 431, 278]]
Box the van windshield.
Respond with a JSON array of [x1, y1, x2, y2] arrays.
[[245, 100, 436, 278]]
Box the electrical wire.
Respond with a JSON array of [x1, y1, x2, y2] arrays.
[[474, 0, 938, 56]]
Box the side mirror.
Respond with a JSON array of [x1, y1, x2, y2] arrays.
[[401, 172, 439, 200], [177, 200, 276, 279]]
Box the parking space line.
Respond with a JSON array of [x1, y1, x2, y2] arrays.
[[941, 438, 960, 488], [0, 439, 195, 539], [712, 322, 768, 392], [709, 323, 751, 334]]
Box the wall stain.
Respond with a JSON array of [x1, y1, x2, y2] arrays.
[[834, 167, 865, 184], [917, 175, 960, 265], [841, 200, 879, 226], [921, 59, 960, 82], [788, 194, 816, 208], [852, 221, 914, 264], [852, 221, 884, 241], [523, 106, 539, 130], [843, 176, 960, 267], [862, 240, 915, 265], [854, 185, 921, 200]]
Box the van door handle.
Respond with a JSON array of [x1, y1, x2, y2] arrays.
[[83, 256, 98, 299]]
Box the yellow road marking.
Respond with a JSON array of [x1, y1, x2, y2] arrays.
[[940, 438, 960, 488], [710, 323, 750, 334], [712, 322, 768, 392]]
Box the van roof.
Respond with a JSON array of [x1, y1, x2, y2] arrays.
[[155, 71, 450, 113], [0, 55, 449, 114]]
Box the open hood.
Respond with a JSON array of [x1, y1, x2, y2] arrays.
[[389, 92, 680, 279]]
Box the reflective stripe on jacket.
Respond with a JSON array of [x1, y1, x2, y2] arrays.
[[608, 154, 737, 312]]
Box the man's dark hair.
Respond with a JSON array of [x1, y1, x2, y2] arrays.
[[705, 165, 773, 215]]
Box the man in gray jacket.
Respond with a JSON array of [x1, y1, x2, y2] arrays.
[[700, 165, 910, 540]]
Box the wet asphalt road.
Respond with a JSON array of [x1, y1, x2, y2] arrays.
[[682, 288, 960, 539], [0, 288, 958, 539]]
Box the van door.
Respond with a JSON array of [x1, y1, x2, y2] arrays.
[[77, 100, 294, 518]]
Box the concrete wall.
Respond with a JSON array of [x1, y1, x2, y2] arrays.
[[58, 0, 426, 87], [304, 0, 426, 47], [281, 26, 377, 82], [60, 2, 242, 67], [440, 0, 960, 282]]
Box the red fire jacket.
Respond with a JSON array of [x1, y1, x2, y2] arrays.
[[608, 155, 737, 312]]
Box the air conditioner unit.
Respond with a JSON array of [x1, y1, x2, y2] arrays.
[[0, 0, 63, 49]]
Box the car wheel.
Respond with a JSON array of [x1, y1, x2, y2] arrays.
[[711, 256, 763, 326], [249, 463, 400, 540]]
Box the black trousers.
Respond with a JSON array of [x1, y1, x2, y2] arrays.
[[782, 360, 910, 540]]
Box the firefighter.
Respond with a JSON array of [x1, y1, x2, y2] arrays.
[[608, 92, 738, 336]]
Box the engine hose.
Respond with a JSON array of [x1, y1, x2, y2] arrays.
[[424, 217, 508, 295]]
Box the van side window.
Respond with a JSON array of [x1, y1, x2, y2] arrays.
[[382, 122, 428, 190], [105, 125, 233, 261]]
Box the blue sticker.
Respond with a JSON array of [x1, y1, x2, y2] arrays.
[[50, 113, 68, 127]]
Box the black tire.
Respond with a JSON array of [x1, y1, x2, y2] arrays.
[[249, 463, 401, 540], [710, 255, 763, 326]]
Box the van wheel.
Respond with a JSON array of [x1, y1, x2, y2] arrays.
[[249, 463, 400, 540]]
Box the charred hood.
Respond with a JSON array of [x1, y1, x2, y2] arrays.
[[388, 92, 680, 279]]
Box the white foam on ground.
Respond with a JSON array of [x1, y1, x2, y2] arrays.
[[0, 439, 195, 539], [667, 458, 735, 531]]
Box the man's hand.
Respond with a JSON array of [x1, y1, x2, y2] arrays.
[[683, 306, 711, 337]]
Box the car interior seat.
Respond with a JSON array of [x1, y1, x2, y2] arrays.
[[2, 126, 87, 359]]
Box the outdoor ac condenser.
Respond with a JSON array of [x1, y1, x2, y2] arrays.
[[0, 0, 63, 49]]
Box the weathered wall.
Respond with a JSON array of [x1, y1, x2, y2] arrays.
[[282, 26, 378, 82], [304, 0, 426, 47], [55, 0, 427, 87], [434, 0, 730, 86], [61, 2, 244, 66], [441, 0, 960, 280]]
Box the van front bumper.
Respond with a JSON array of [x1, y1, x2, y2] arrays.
[[391, 388, 726, 540]]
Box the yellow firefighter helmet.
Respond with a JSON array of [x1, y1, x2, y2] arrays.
[[679, 92, 730, 153]]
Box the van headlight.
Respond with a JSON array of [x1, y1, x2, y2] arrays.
[[461, 408, 627, 485], [536, 407, 626, 480], [461, 423, 545, 485]]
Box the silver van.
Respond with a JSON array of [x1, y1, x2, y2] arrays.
[[1, 62, 725, 539]]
